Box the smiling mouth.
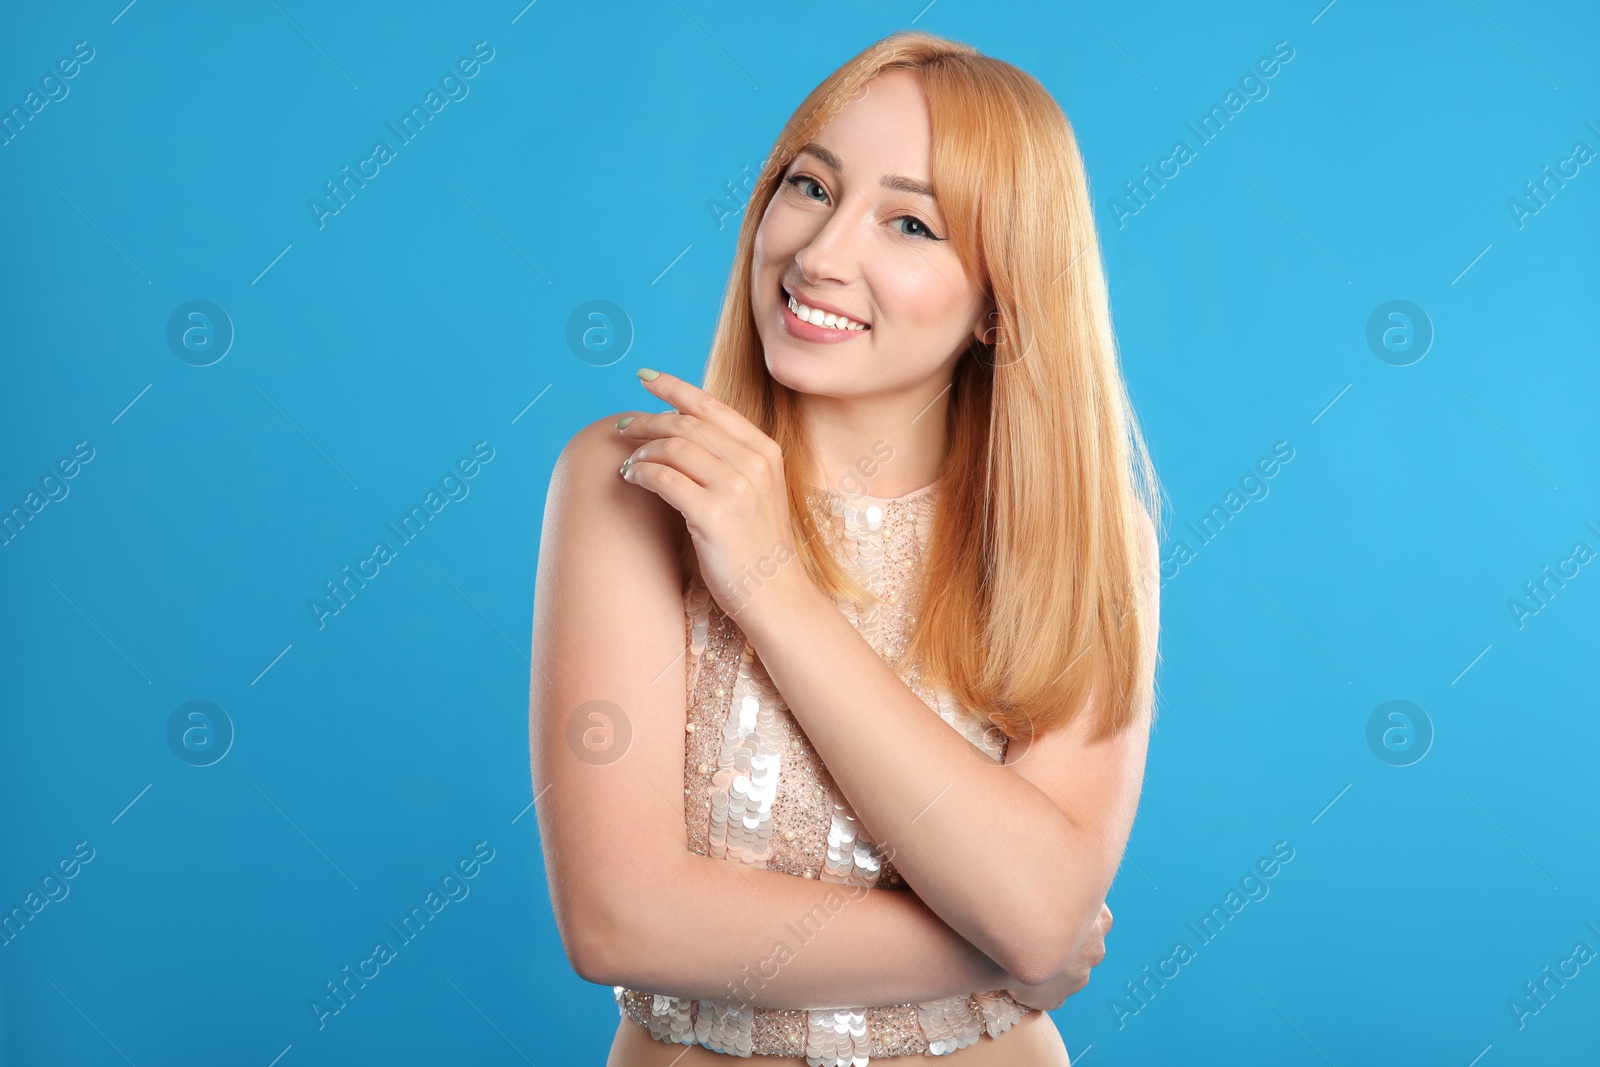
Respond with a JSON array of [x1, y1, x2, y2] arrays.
[[781, 282, 870, 332]]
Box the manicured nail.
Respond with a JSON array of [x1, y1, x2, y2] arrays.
[[619, 458, 633, 478], [616, 416, 635, 429], [637, 367, 660, 381]]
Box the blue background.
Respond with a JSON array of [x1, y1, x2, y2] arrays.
[[2, 1, 1595, 1064]]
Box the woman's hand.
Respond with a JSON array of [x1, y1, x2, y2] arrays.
[[616, 368, 815, 624], [1004, 902, 1112, 1011]]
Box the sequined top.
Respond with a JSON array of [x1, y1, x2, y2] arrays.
[[613, 477, 1034, 1061]]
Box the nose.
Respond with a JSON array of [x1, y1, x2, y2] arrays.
[[793, 192, 864, 285]]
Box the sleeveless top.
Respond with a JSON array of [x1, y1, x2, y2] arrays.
[[613, 477, 1034, 1061]]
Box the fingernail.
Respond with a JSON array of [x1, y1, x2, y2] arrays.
[[637, 367, 660, 381], [619, 458, 633, 478], [616, 416, 634, 429]]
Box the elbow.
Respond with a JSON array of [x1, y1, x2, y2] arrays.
[[554, 851, 687, 989], [999, 878, 1107, 987], [983, 905, 1070, 987], [557, 889, 635, 988], [1002, 941, 1070, 989], [1001, 918, 1084, 987], [565, 920, 620, 987]]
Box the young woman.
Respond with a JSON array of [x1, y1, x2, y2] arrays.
[[531, 30, 1163, 1065]]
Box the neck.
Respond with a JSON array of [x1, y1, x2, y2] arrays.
[[798, 377, 953, 498]]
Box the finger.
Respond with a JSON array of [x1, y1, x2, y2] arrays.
[[622, 435, 734, 497], [623, 406, 775, 502], [620, 409, 755, 479], [635, 369, 777, 457], [621, 453, 713, 521]]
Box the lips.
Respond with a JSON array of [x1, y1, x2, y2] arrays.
[[781, 282, 869, 330]]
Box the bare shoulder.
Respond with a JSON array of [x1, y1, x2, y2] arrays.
[[1133, 505, 1159, 571], [1130, 505, 1161, 622], [546, 413, 685, 569]]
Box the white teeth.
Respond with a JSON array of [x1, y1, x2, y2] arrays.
[[787, 292, 866, 331]]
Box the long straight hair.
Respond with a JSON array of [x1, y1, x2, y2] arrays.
[[690, 30, 1163, 744]]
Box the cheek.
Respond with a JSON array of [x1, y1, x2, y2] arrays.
[[757, 206, 809, 261], [884, 276, 965, 334], [751, 220, 773, 271], [751, 226, 782, 295]]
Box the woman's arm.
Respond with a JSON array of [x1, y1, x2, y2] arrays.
[[733, 504, 1159, 988], [587, 852, 1013, 1009], [531, 417, 1012, 1010]]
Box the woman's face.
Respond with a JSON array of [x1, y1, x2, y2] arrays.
[[750, 69, 992, 401]]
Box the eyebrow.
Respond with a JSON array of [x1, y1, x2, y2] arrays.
[[794, 141, 937, 201]]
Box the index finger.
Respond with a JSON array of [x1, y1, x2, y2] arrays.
[[635, 368, 770, 452]]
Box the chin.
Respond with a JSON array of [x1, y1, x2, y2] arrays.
[[765, 351, 862, 401], [759, 337, 830, 392], [762, 341, 815, 391]]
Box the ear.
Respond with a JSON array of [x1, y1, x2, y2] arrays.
[[973, 303, 999, 346]]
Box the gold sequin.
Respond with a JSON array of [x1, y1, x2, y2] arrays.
[[616, 478, 1031, 1060]]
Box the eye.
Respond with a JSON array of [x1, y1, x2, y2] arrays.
[[892, 214, 943, 241], [782, 173, 946, 241], [784, 174, 830, 203]]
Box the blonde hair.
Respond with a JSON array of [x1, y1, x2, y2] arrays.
[[690, 30, 1164, 744]]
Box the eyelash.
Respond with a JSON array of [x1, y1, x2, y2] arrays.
[[782, 173, 945, 241]]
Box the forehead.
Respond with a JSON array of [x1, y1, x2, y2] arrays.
[[800, 69, 933, 180]]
